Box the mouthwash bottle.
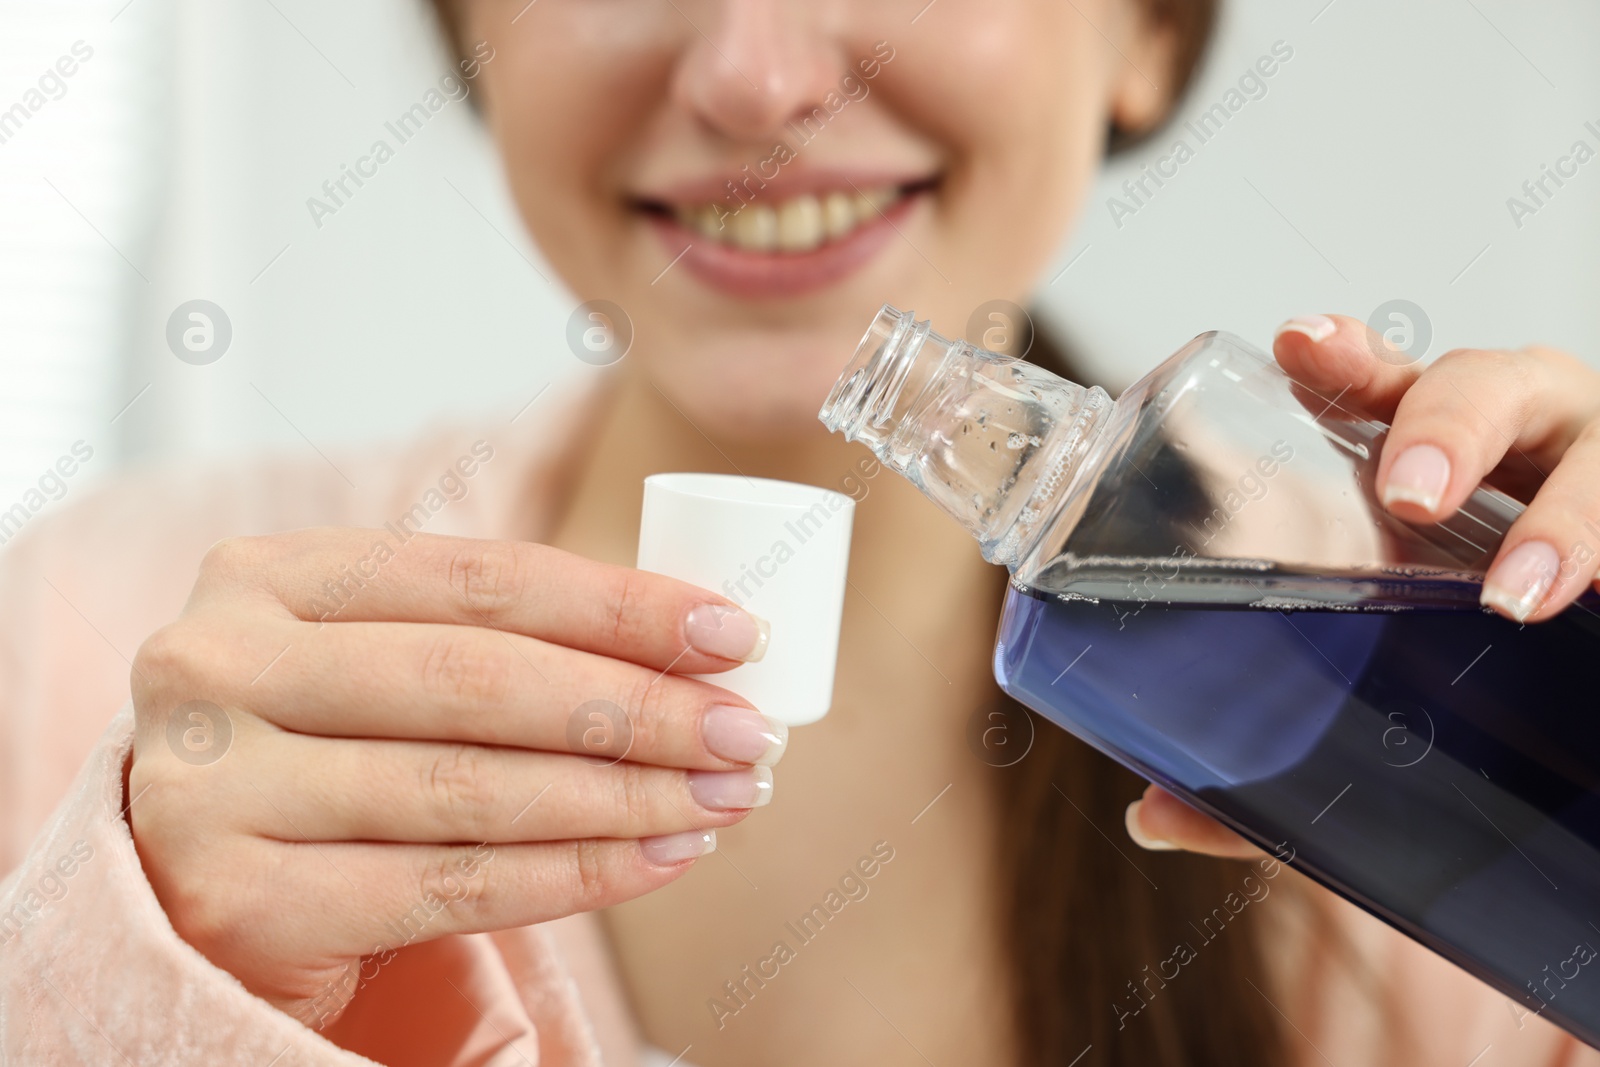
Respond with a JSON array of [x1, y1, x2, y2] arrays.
[[821, 305, 1600, 1046]]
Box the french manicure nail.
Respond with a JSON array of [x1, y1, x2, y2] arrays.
[[641, 828, 717, 866], [685, 604, 770, 662], [1482, 540, 1561, 622], [1275, 314, 1337, 344], [689, 766, 774, 811], [1382, 443, 1451, 514], [1125, 800, 1178, 851], [702, 704, 788, 766]]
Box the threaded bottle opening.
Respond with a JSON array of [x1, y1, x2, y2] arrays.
[[820, 304, 1111, 569], [819, 305, 924, 447]]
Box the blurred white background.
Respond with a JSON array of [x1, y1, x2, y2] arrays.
[[1, 0, 1596, 513]]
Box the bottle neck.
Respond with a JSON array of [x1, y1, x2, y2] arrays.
[[819, 305, 1111, 567]]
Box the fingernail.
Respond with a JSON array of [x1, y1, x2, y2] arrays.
[[1125, 800, 1178, 851], [1275, 314, 1337, 343], [685, 604, 770, 662], [702, 704, 788, 766], [1382, 443, 1452, 514], [641, 828, 717, 866], [1482, 540, 1561, 622], [689, 766, 774, 811]]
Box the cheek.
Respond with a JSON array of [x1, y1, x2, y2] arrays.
[[474, 7, 676, 290], [883, 2, 1116, 283]]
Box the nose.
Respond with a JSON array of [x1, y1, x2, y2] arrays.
[[670, 0, 836, 142]]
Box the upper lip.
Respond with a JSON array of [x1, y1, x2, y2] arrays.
[[631, 167, 941, 210]]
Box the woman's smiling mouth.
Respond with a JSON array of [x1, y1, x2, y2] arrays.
[[632, 173, 940, 300]]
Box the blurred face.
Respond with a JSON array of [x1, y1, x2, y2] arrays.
[[460, 0, 1172, 439]]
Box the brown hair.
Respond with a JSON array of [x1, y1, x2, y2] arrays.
[[990, 708, 1285, 1065], [426, 4, 1297, 1064]]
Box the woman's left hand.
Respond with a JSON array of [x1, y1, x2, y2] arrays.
[[1128, 312, 1600, 859]]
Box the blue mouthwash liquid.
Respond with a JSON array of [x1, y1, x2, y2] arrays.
[[996, 583, 1600, 1044]]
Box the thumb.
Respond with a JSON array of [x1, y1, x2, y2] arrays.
[[1125, 784, 1264, 861]]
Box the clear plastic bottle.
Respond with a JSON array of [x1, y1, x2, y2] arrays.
[[821, 304, 1600, 1046]]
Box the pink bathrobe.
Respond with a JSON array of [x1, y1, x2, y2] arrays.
[[0, 386, 647, 1066], [0, 384, 1594, 1066]]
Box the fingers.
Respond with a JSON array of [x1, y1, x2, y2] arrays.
[[242, 620, 787, 770], [322, 836, 717, 955], [201, 835, 716, 964], [1372, 346, 1590, 515], [1360, 346, 1600, 619], [192, 531, 769, 674], [1273, 317, 1600, 621], [239, 732, 770, 843], [1479, 422, 1600, 621], [1272, 313, 1424, 420], [1125, 785, 1263, 861]]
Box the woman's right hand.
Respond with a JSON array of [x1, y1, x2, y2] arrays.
[[127, 530, 784, 1028]]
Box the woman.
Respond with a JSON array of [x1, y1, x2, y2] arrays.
[[4, 0, 1599, 1063]]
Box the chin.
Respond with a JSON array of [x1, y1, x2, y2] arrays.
[[646, 328, 857, 444]]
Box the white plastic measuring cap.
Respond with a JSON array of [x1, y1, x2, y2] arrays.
[[638, 473, 855, 727]]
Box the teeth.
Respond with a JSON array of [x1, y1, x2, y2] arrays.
[[694, 205, 725, 238], [673, 185, 904, 254], [731, 204, 778, 251], [777, 195, 825, 252], [822, 192, 855, 239]]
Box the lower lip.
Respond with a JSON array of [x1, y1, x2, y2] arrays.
[[643, 192, 924, 301]]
